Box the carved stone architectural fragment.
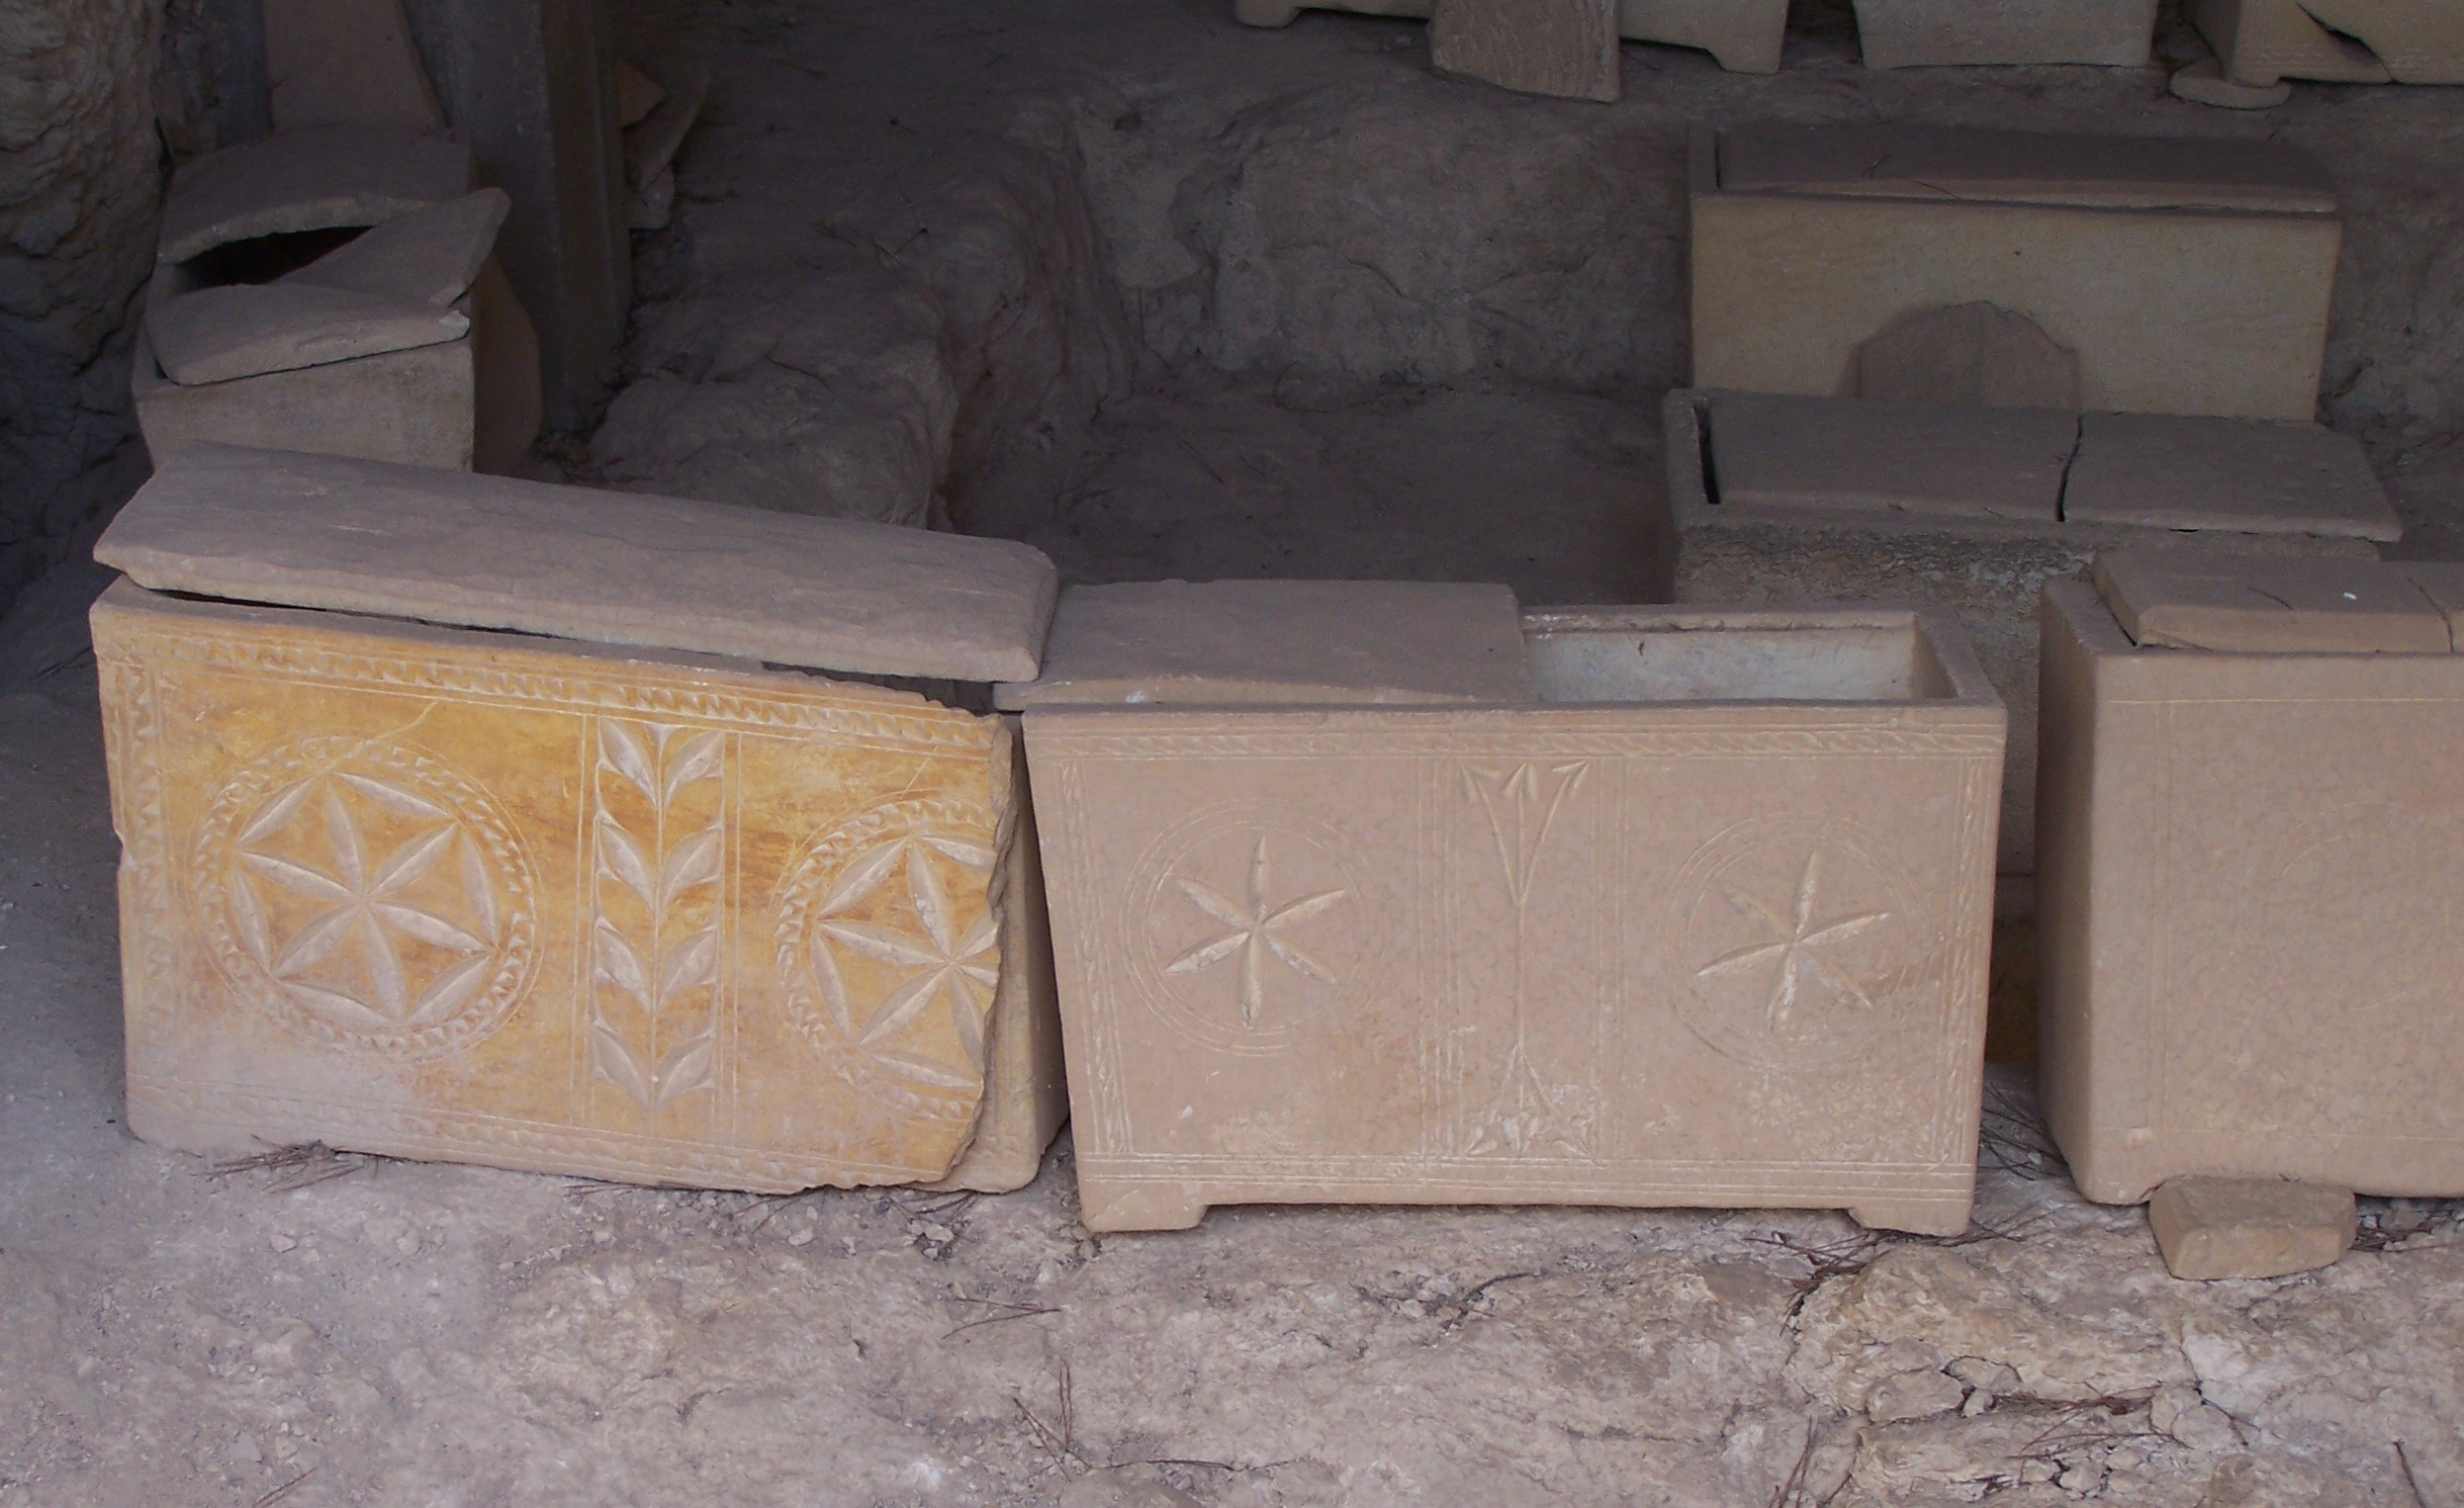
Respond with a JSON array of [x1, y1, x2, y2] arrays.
[[2038, 560, 2464, 1208], [1008, 586, 2005, 1236]]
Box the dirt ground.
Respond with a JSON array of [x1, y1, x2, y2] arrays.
[[7, 0, 2464, 1503]]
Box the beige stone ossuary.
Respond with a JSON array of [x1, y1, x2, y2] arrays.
[[1006, 582, 2006, 1237], [2038, 555, 2464, 1210], [89, 446, 1067, 1194], [1690, 124, 2342, 422], [1851, 0, 2157, 67]]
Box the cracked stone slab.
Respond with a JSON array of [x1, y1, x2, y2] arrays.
[[93, 444, 1060, 683], [146, 283, 471, 386], [2064, 413, 2399, 541], [158, 125, 477, 266], [280, 189, 510, 308], [1707, 392, 2075, 523], [2091, 550, 2450, 655]]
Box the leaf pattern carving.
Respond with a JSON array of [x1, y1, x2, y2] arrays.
[[589, 720, 728, 1116]]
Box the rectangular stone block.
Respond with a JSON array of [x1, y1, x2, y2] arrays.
[[1429, 0, 1621, 101], [93, 581, 1061, 1192], [1689, 125, 2342, 421], [1665, 391, 2392, 878], [1852, 0, 2158, 67], [2037, 572, 2464, 1205], [1016, 599, 2005, 1236], [2148, 1176, 2355, 1280], [1234, 0, 1790, 72]]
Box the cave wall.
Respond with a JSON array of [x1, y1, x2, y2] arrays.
[[0, 0, 162, 616]]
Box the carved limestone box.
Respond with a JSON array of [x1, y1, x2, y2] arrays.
[[2038, 553, 2464, 1206], [1688, 124, 2343, 421], [1002, 582, 2007, 1236], [89, 444, 1066, 1193]]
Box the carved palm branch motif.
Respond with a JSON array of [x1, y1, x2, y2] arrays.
[[589, 721, 726, 1114]]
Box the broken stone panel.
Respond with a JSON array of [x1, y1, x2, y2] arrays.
[[1855, 303, 2082, 411], [1689, 125, 2342, 421], [281, 189, 512, 307], [1428, 0, 1621, 102], [157, 124, 477, 266], [1233, 0, 1791, 72], [146, 282, 471, 386], [1665, 392, 2395, 879], [2147, 1176, 2357, 1280], [263, 0, 447, 133], [90, 447, 1068, 1193], [1009, 590, 2005, 1237], [1851, 0, 2158, 67], [2091, 549, 2450, 655], [2037, 571, 2464, 1208], [2193, 0, 2396, 83], [2063, 412, 2393, 537]]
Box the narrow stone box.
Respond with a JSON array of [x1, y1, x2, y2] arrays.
[[90, 445, 1067, 1193], [1006, 582, 2006, 1236], [1688, 124, 2342, 421], [1665, 391, 2395, 878], [2038, 555, 2464, 1207]]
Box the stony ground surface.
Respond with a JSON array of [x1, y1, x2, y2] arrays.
[[9, 0, 2464, 1503]]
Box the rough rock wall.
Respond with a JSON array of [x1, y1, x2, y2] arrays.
[[0, 0, 159, 614]]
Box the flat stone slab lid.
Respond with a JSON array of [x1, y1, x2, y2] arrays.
[[2093, 550, 2454, 654], [159, 126, 476, 265], [2063, 413, 2399, 542], [280, 189, 509, 308], [93, 444, 1060, 683], [1708, 392, 2073, 522], [1716, 124, 2338, 215], [146, 283, 471, 386], [993, 579, 1535, 709]]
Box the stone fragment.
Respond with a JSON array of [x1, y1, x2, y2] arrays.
[[2298, 0, 2464, 82], [94, 444, 1060, 682], [1233, 0, 1790, 72], [1948, 1357, 2021, 1396], [1707, 393, 2074, 523], [92, 580, 1057, 1193], [158, 125, 477, 266], [2065, 414, 2399, 541], [2092, 551, 2448, 656], [995, 579, 1532, 710], [1856, 304, 2082, 411], [1691, 124, 2341, 421], [1016, 598, 2004, 1236], [1868, 1368, 1968, 1423], [134, 313, 481, 471], [1428, 0, 1621, 102], [1851, 0, 2158, 67], [2036, 581, 2464, 1205], [2150, 1383, 2241, 1452], [616, 58, 666, 126], [146, 283, 470, 386], [2169, 56, 2295, 107], [2193, 0, 2394, 83], [263, 0, 445, 133], [2148, 1178, 2357, 1279], [281, 189, 512, 308], [1665, 392, 2391, 879], [625, 62, 708, 197]]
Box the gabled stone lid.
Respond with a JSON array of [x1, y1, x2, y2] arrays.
[[2093, 551, 2453, 655], [1708, 393, 2073, 522], [1716, 125, 2337, 215], [993, 579, 1535, 710], [95, 445, 1060, 683], [159, 126, 477, 266], [2064, 414, 2399, 542]]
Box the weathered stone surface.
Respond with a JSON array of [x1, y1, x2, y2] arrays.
[[1665, 392, 2388, 879], [1855, 303, 2082, 411], [92, 580, 1054, 1192], [2038, 579, 2464, 1204], [2148, 1178, 2356, 1280], [1707, 393, 2073, 522], [2065, 414, 2399, 540], [262, 0, 444, 133], [1851, 0, 2158, 67], [94, 444, 1061, 683], [282, 189, 511, 307], [1232, 0, 1789, 70], [1691, 125, 2342, 420], [2092, 550, 2449, 655], [2169, 56, 2295, 107], [1025, 600, 2004, 1236], [995, 579, 1532, 710], [2194, 0, 2396, 84], [146, 282, 470, 386], [156, 125, 477, 266], [469, 256, 543, 474], [1428, 0, 1621, 102], [1866, 1367, 1967, 1423], [2300, 0, 2464, 83], [133, 316, 479, 471]]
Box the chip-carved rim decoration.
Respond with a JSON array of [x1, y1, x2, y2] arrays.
[[772, 793, 1004, 1123], [196, 735, 541, 1060]]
